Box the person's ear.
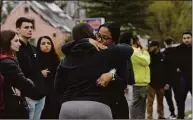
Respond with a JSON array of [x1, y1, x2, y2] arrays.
[[129, 38, 133, 45], [16, 28, 20, 34]]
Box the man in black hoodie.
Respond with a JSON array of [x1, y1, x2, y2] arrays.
[[15, 17, 46, 119], [175, 32, 192, 119]]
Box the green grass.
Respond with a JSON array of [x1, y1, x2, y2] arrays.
[[185, 110, 192, 117]]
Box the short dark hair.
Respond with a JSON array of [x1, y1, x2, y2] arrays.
[[16, 17, 35, 29], [149, 40, 160, 47], [0, 30, 16, 54], [72, 23, 96, 41], [119, 31, 133, 45], [98, 22, 120, 43], [133, 35, 143, 49], [132, 35, 139, 45], [164, 36, 173, 45], [183, 32, 192, 36]]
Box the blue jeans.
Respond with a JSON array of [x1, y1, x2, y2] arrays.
[[25, 97, 45, 119]]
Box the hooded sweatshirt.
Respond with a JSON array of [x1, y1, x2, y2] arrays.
[[149, 51, 166, 88], [131, 47, 150, 86], [55, 39, 133, 106]]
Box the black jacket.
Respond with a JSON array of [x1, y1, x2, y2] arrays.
[[175, 43, 192, 82], [55, 39, 133, 106], [127, 59, 135, 85], [37, 53, 59, 96], [149, 52, 166, 89], [0, 55, 34, 118], [16, 40, 45, 100], [163, 47, 181, 86]]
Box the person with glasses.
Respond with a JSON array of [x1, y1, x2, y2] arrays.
[[94, 22, 133, 119], [95, 32, 113, 44]]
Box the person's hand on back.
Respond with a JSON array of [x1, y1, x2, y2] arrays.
[[89, 38, 107, 51]]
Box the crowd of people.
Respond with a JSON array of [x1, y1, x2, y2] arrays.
[[0, 16, 192, 119]]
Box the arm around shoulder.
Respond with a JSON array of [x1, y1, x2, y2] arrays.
[[116, 43, 134, 58]]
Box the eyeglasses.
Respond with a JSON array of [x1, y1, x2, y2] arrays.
[[95, 32, 112, 41]]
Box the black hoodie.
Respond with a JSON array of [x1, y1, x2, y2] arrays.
[[149, 52, 166, 88], [55, 39, 133, 106]]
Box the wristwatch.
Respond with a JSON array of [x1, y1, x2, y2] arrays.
[[109, 68, 116, 81]]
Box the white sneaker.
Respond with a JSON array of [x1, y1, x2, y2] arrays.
[[168, 115, 176, 119], [186, 114, 192, 119]]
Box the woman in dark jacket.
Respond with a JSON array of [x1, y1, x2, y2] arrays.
[[95, 23, 133, 119], [55, 23, 133, 119], [0, 30, 34, 118], [36, 36, 60, 119]]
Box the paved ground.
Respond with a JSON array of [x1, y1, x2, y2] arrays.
[[125, 86, 192, 119]]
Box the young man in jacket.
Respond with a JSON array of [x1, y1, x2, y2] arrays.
[[162, 36, 178, 119], [15, 17, 46, 119], [175, 32, 192, 119]]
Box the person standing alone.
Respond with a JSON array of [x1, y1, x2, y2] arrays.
[[15, 17, 46, 119], [175, 32, 192, 119]]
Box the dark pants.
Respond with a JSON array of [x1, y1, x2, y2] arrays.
[[41, 94, 61, 119], [110, 95, 129, 119], [0, 101, 29, 119], [41, 98, 60, 119], [170, 83, 183, 118], [178, 77, 192, 119], [165, 86, 175, 115]]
